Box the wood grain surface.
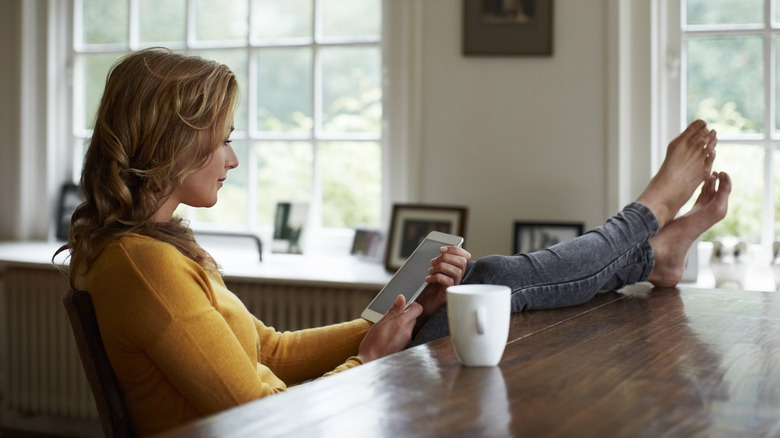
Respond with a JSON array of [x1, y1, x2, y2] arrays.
[[156, 287, 780, 438]]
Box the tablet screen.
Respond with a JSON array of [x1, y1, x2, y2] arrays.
[[367, 238, 444, 315]]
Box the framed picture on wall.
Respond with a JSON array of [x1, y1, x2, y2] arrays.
[[463, 0, 554, 56], [385, 204, 468, 271], [513, 221, 583, 254]]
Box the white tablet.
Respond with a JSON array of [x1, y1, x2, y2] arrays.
[[361, 231, 464, 323]]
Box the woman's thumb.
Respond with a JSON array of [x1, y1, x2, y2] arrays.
[[389, 294, 406, 315]]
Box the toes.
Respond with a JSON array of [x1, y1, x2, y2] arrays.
[[716, 171, 732, 196], [694, 127, 715, 150], [708, 171, 719, 190], [708, 130, 718, 149], [703, 130, 717, 153], [710, 172, 731, 219], [701, 173, 717, 197], [705, 148, 716, 168], [668, 120, 707, 152], [682, 119, 707, 140]]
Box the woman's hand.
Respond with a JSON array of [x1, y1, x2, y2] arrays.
[[357, 246, 470, 362], [417, 246, 472, 324], [357, 294, 422, 363]]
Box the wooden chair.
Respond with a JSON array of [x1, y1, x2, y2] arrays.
[[63, 289, 135, 438]]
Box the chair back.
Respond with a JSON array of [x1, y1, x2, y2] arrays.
[[63, 289, 135, 437]]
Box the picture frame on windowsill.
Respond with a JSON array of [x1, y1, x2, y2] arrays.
[[513, 221, 583, 254], [385, 204, 468, 272]]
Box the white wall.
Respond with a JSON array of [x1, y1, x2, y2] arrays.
[[408, 1, 611, 258], [0, 0, 57, 242], [0, 0, 23, 240]]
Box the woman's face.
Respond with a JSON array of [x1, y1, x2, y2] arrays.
[[155, 116, 238, 221], [180, 117, 238, 208]]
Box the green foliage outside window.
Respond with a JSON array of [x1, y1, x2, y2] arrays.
[[689, 100, 779, 244]]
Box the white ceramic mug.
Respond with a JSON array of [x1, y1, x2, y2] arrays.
[[447, 284, 511, 367]]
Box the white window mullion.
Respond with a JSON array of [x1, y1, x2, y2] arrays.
[[186, 0, 196, 50], [246, 140, 258, 228], [246, 42, 259, 227], [310, 0, 324, 232], [764, 142, 776, 246], [765, 10, 776, 247], [179, 0, 196, 222], [128, 0, 139, 50]]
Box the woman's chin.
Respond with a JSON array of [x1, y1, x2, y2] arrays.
[[186, 198, 219, 209]]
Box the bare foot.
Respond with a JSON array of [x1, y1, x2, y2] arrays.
[[636, 120, 718, 229], [648, 171, 731, 287]]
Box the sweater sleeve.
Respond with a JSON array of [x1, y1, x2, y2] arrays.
[[253, 316, 372, 384]]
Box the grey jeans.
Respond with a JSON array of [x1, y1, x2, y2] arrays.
[[411, 202, 659, 345]]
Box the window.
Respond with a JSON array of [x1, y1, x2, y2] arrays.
[[70, 0, 383, 243], [668, 0, 779, 248]]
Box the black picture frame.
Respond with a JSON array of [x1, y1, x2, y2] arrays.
[[513, 221, 583, 254], [272, 202, 308, 254], [463, 0, 554, 56], [385, 204, 468, 272], [350, 228, 385, 262], [55, 183, 84, 241]]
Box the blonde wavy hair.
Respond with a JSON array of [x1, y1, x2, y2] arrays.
[[55, 47, 239, 286]]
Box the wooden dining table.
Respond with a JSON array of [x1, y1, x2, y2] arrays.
[[156, 285, 780, 437]]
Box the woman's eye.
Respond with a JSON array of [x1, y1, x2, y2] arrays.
[[224, 140, 233, 146]]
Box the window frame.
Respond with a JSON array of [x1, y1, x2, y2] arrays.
[[660, 0, 778, 249], [60, 0, 388, 252]]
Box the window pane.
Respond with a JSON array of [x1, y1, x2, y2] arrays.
[[251, 0, 312, 42], [194, 0, 248, 43], [80, 0, 128, 45], [775, 147, 780, 240], [775, 37, 780, 135], [776, 0, 780, 25], [256, 48, 313, 133], [321, 47, 381, 134], [686, 0, 762, 26], [255, 141, 313, 226], [77, 53, 121, 131], [198, 49, 249, 130], [687, 36, 763, 134], [320, 0, 380, 39], [68, 1, 384, 233], [321, 141, 381, 228], [698, 144, 764, 243], [194, 141, 248, 224], [139, 0, 186, 44]]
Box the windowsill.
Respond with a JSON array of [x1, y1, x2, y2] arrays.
[[0, 241, 393, 289], [2, 241, 775, 292], [680, 242, 778, 292]]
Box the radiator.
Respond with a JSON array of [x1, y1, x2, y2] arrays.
[[227, 280, 375, 331], [1, 266, 377, 432], [2, 267, 97, 424]]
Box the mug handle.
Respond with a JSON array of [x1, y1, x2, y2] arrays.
[[475, 307, 486, 335]]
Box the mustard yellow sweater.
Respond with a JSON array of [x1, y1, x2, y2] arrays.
[[77, 234, 371, 435]]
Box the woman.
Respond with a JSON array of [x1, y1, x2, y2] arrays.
[[56, 47, 729, 435], [56, 47, 464, 435]]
